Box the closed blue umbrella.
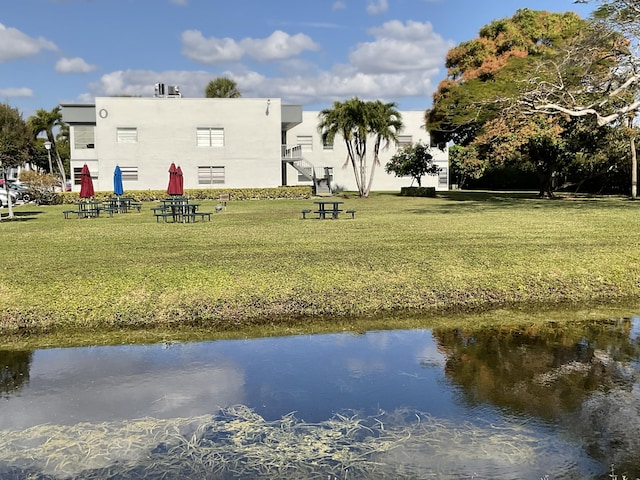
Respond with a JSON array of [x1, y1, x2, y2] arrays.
[[113, 166, 124, 196]]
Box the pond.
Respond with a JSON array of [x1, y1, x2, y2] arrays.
[[1, 316, 639, 479]]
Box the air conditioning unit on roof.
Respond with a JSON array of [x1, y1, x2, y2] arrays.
[[154, 83, 165, 97], [167, 85, 181, 97]]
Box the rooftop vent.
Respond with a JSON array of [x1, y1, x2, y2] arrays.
[[154, 83, 165, 97], [154, 83, 181, 98]]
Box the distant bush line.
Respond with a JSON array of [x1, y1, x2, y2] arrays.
[[59, 186, 314, 204]]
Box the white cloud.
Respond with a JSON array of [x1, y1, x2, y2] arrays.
[[83, 20, 452, 109], [366, 0, 388, 15], [170, 0, 188, 5], [181, 30, 246, 63], [181, 29, 319, 64], [55, 57, 98, 74], [0, 87, 33, 98], [88, 69, 218, 98], [350, 20, 453, 74], [332, 1, 346, 10], [241, 31, 320, 61], [0, 23, 57, 63]]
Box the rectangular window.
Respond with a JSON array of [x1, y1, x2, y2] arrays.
[[397, 135, 413, 149], [322, 137, 333, 150], [117, 128, 138, 143], [73, 167, 82, 186], [74, 126, 95, 149], [297, 165, 314, 182], [73, 166, 97, 185], [197, 128, 224, 147], [120, 166, 138, 181], [438, 167, 448, 187], [297, 135, 313, 152], [198, 166, 225, 184]]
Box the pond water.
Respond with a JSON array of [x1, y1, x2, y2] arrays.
[[1, 317, 639, 479]]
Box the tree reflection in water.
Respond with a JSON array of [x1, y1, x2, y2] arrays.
[[432, 318, 640, 476], [0, 350, 32, 397]]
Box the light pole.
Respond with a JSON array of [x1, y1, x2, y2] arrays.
[[43, 141, 53, 174]]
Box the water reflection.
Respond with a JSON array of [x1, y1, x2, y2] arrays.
[[0, 345, 246, 429], [433, 318, 640, 475], [0, 317, 638, 479], [432, 319, 640, 419], [0, 350, 31, 397]]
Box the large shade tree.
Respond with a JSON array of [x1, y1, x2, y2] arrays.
[[205, 77, 241, 98], [27, 106, 67, 189], [521, 0, 640, 125], [426, 9, 609, 197], [318, 98, 403, 197], [0, 103, 32, 219], [517, 0, 640, 197]]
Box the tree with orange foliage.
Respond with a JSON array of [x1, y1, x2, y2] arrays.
[[427, 9, 585, 145], [425, 8, 624, 197], [518, 0, 640, 197]]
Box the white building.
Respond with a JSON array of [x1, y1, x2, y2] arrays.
[[61, 92, 448, 195]]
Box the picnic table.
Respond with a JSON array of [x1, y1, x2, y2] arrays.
[[314, 200, 344, 219], [63, 201, 111, 219], [153, 197, 211, 223], [105, 196, 142, 213]]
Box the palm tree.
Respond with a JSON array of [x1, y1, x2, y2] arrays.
[[318, 98, 403, 197], [27, 107, 67, 188], [205, 77, 241, 98], [366, 100, 403, 195]]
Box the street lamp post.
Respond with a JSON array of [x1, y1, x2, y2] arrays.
[[43, 141, 53, 174]]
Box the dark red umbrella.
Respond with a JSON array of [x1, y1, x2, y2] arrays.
[[176, 165, 184, 196], [167, 163, 181, 196], [79, 164, 94, 199]]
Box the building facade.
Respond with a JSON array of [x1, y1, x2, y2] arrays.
[[61, 96, 448, 194]]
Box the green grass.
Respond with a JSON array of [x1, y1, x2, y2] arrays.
[[2, 190, 640, 349]]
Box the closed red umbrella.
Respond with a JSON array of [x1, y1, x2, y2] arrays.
[[176, 166, 184, 196], [79, 164, 94, 199], [167, 163, 181, 196]]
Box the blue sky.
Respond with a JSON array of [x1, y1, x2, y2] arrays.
[[1, 0, 594, 117]]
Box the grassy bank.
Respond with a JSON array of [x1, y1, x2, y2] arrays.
[[2, 190, 640, 348]]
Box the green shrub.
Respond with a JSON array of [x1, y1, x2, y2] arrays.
[[60, 186, 313, 204], [399, 186, 436, 197]]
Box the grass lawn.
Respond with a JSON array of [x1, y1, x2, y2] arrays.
[[2, 190, 640, 349]]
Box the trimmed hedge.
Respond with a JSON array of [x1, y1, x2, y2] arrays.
[[399, 186, 436, 197], [59, 186, 313, 204]]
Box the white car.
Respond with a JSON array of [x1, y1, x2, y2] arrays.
[[0, 189, 19, 207]]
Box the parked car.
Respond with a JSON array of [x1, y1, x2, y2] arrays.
[[7, 182, 32, 202], [0, 189, 19, 207]]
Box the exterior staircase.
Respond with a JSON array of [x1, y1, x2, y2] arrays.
[[281, 145, 332, 195]]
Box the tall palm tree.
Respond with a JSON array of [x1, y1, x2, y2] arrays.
[[366, 100, 403, 195], [318, 98, 403, 197], [319, 98, 367, 196], [27, 107, 67, 188], [205, 77, 241, 98]]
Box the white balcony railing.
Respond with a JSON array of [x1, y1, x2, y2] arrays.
[[281, 144, 302, 160]]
